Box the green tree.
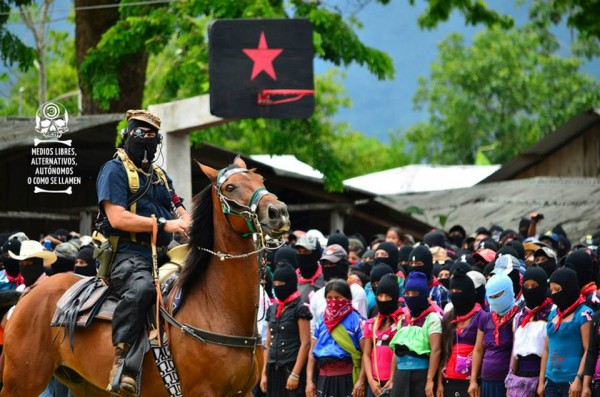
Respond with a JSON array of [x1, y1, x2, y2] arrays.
[[403, 26, 600, 165], [0, 31, 78, 116], [190, 70, 408, 190]]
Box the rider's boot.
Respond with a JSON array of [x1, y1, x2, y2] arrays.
[[107, 343, 138, 397]]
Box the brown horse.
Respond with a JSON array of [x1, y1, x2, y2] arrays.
[[1, 156, 290, 396]]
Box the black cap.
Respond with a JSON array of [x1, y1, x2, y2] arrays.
[[398, 245, 413, 262], [423, 231, 445, 248], [328, 231, 349, 253], [565, 249, 594, 288], [375, 242, 399, 268], [370, 264, 395, 284]]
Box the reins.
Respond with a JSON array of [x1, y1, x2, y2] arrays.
[[160, 165, 284, 392]]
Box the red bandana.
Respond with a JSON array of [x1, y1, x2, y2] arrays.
[[324, 298, 354, 333], [429, 277, 442, 288], [377, 306, 404, 327], [491, 305, 519, 345], [452, 303, 482, 324], [554, 295, 586, 331], [519, 298, 552, 328], [275, 290, 301, 319], [6, 273, 24, 286], [581, 282, 597, 297], [296, 265, 322, 286], [406, 306, 437, 326]]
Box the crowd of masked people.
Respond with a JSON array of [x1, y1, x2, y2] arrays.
[[256, 215, 600, 397], [0, 228, 98, 397]]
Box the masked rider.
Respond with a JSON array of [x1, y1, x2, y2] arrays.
[[96, 110, 191, 396]]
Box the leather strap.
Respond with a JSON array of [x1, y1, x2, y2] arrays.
[[159, 307, 260, 349]]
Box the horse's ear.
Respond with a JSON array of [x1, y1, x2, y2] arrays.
[[233, 155, 247, 169], [196, 160, 218, 182]]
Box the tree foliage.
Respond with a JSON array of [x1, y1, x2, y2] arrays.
[[0, 31, 78, 116], [80, 0, 395, 108], [402, 26, 600, 165], [189, 70, 408, 190]]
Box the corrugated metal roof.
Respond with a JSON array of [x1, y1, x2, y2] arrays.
[[250, 154, 324, 182], [344, 164, 500, 195], [378, 177, 600, 241], [480, 108, 600, 183]]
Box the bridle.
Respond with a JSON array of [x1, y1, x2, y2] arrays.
[[159, 165, 285, 393]]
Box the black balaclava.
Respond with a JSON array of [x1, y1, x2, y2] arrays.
[[497, 246, 519, 261], [124, 119, 160, 169], [558, 235, 571, 259], [276, 246, 299, 269], [20, 257, 45, 287], [537, 253, 557, 279], [264, 270, 274, 300], [398, 245, 413, 274], [374, 242, 399, 268], [449, 269, 476, 316], [357, 249, 375, 276], [522, 266, 548, 310], [294, 244, 320, 279], [323, 259, 349, 282], [448, 225, 466, 248], [327, 231, 349, 254], [407, 245, 433, 280], [423, 231, 445, 248], [273, 264, 298, 302], [74, 245, 97, 277], [549, 267, 581, 311], [370, 264, 395, 294], [266, 249, 277, 273], [52, 256, 75, 274], [508, 269, 521, 298], [376, 274, 400, 315], [565, 249, 594, 289], [2, 239, 21, 277], [506, 240, 525, 261]]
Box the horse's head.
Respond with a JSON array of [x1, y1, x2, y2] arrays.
[[198, 156, 291, 238]]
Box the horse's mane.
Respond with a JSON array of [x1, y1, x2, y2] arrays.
[[177, 183, 214, 295]]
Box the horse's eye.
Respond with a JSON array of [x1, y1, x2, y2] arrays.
[[225, 184, 236, 193]]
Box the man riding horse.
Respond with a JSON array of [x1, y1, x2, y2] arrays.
[[96, 110, 191, 396]]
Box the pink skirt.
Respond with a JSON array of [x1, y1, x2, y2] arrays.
[[505, 373, 538, 397]]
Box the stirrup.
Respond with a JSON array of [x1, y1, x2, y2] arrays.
[[107, 373, 138, 397]]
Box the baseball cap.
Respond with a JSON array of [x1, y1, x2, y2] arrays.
[[491, 254, 520, 275], [473, 248, 496, 263], [295, 234, 318, 251], [320, 244, 348, 263], [534, 246, 557, 260]]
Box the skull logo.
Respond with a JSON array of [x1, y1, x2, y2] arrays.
[[35, 102, 69, 139]]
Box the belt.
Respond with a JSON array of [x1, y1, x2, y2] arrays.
[[516, 370, 539, 378], [117, 237, 168, 253]]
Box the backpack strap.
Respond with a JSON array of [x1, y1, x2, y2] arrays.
[[114, 149, 151, 242]]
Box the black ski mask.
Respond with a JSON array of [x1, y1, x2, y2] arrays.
[[20, 257, 45, 287], [322, 260, 349, 282], [294, 245, 321, 279], [376, 274, 400, 315], [549, 268, 580, 311], [124, 120, 160, 169], [449, 270, 476, 316], [522, 266, 548, 310], [374, 242, 399, 269], [370, 264, 395, 294], [2, 239, 21, 277], [407, 245, 433, 280], [273, 264, 298, 302]]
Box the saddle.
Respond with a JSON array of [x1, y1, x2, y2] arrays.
[[51, 272, 181, 351]]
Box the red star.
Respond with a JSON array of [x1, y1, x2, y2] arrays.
[[242, 32, 283, 80]]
